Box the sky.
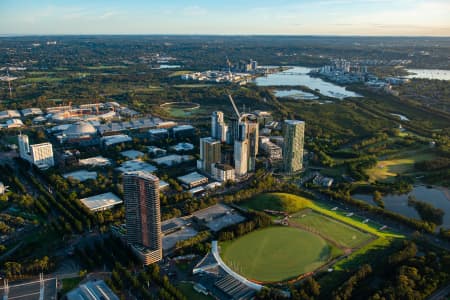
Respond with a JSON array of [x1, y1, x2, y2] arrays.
[[1, 0, 449, 36]]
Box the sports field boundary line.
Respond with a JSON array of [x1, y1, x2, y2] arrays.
[[290, 209, 378, 249], [211, 241, 263, 291]]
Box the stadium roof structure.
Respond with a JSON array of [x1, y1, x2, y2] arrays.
[[67, 280, 119, 300], [80, 192, 123, 212], [64, 121, 97, 137]]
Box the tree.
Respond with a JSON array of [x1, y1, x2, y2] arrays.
[[5, 262, 22, 279], [373, 190, 384, 208]]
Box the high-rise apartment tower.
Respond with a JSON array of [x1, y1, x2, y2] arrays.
[[282, 120, 305, 174], [123, 171, 162, 264]]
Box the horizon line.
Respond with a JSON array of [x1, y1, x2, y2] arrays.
[[1, 33, 450, 38]]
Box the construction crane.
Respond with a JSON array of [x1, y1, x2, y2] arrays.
[[226, 56, 232, 78], [6, 69, 12, 98], [228, 94, 241, 119]]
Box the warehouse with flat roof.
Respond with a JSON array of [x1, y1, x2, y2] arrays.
[[80, 192, 123, 212], [63, 170, 97, 181], [116, 159, 157, 173], [177, 172, 208, 189]]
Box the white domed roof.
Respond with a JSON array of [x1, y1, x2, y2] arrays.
[[64, 121, 97, 136]]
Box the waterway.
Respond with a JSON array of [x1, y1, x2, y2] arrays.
[[274, 89, 319, 100], [353, 186, 450, 229], [254, 66, 361, 99], [159, 64, 181, 69], [405, 69, 450, 81]]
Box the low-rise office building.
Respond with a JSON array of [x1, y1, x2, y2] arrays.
[[177, 172, 208, 189], [18, 134, 54, 169], [149, 128, 169, 141], [172, 124, 195, 138], [0, 110, 20, 120], [80, 192, 123, 212], [211, 163, 235, 182], [21, 108, 43, 117], [260, 137, 282, 160]]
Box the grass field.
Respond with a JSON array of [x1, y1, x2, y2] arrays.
[[290, 211, 373, 248], [221, 226, 338, 282], [241, 192, 310, 213], [160, 103, 202, 118], [20, 77, 66, 83], [85, 65, 127, 70], [133, 86, 164, 93], [177, 282, 214, 300], [366, 148, 435, 182], [242, 193, 402, 239], [169, 70, 192, 77], [234, 193, 404, 285], [165, 108, 199, 117], [173, 84, 212, 88]]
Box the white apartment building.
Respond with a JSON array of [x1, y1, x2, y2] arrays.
[[211, 163, 235, 182], [18, 134, 54, 169]]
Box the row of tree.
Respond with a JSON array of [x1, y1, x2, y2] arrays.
[[107, 262, 186, 300], [407, 196, 444, 226], [332, 264, 373, 300], [218, 210, 273, 241], [319, 188, 436, 233], [3, 256, 51, 280]]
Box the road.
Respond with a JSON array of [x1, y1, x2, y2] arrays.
[[428, 284, 450, 300], [0, 241, 24, 261]]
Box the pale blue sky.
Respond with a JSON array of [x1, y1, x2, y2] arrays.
[[1, 0, 449, 36]]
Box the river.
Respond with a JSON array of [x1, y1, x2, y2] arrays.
[[274, 89, 319, 100], [353, 186, 450, 230], [405, 69, 450, 81], [254, 66, 361, 99]]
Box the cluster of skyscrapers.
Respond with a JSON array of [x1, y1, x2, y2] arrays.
[[201, 108, 261, 178], [115, 98, 304, 266], [201, 98, 305, 178]]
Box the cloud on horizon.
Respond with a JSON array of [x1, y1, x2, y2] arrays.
[[0, 0, 449, 36]]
